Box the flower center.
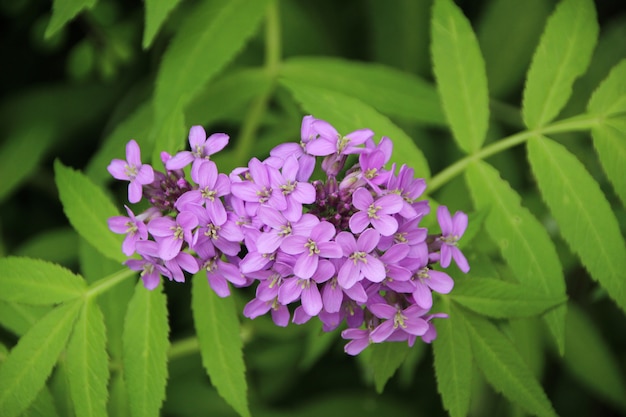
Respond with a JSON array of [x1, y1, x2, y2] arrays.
[[203, 223, 220, 240], [125, 163, 138, 179], [125, 220, 138, 235], [173, 225, 184, 240], [393, 310, 407, 329], [367, 203, 381, 219], [280, 181, 297, 195], [305, 239, 320, 256], [349, 251, 367, 264], [201, 187, 217, 201]]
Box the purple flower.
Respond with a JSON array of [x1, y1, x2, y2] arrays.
[[243, 297, 290, 327], [411, 266, 454, 309], [349, 187, 404, 236], [107, 140, 154, 203], [277, 156, 316, 221], [175, 161, 230, 223], [278, 259, 334, 316], [437, 206, 470, 273], [107, 205, 149, 256], [341, 328, 372, 355], [126, 241, 171, 290], [369, 304, 429, 343], [256, 207, 318, 253], [165, 126, 229, 177], [230, 158, 286, 211], [336, 228, 385, 288], [148, 211, 198, 260], [200, 255, 247, 297], [306, 120, 373, 156], [281, 221, 343, 279]]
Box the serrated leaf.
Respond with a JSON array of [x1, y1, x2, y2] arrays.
[[45, 0, 97, 39], [588, 59, 626, 117], [368, 342, 410, 394], [142, 0, 183, 49], [279, 79, 430, 179], [54, 160, 125, 263], [280, 56, 445, 125], [527, 135, 626, 314], [590, 121, 626, 208], [0, 302, 51, 337], [433, 300, 472, 417], [122, 282, 169, 417], [66, 299, 109, 417], [0, 300, 82, 417], [451, 278, 566, 318], [522, 0, 598, 128], [563, 303, 626, 411], [151, 0, 270, 164], [0, 257, 86, 305], [431, 0, 489, 153], [0, 125, 56, 203], [465, 161, 566, 351], [461, 310, 558, 417], [191, 273, 250, 417]]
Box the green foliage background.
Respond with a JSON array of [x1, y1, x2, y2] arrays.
[[0, 0, 625, 416]]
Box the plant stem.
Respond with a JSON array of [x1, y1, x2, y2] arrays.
[[87, 268, 136, 299], [234, 1, 281, 165], [427, 113, 602, 193]]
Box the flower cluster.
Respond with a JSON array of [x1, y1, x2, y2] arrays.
[[107, 115, 469, 355]]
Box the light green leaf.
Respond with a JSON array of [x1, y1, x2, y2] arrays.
[[54, 160, 125, 263], [123, 282, 169, 417], [563, 303, 626, 411], [280, 56, 445, 125], [191, 274, 250, 417], [0, 302, 51, 337], [66, 299, 109, 417], [0, 125, 56, 203], [590, 121, 626, 208], [451, 278, 566, 318], [142, 0, 183, 49], [588, 59, 626, 117], [431, 0, 489, 153], [368, 342, 410, 394], [108, 372, 131, 417], [465, 161, 566, 351], [461, 310, 558, 417], [45, 0, 97, 39], [522, 0, 598, 128], [0, 300, 82, 417], [433, 300, 472, 417], [527, 135, 626, 314], [279, 79, 430, 179], [151, 0, 270, 164], [0, 257, 86, 305]]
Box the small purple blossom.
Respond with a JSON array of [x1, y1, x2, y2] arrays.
[[336, 228, 385, 288], [281, 221, 342, 279], [349, 187, 404, 236], [107, 205, 149, 256], [107, 139, 154, 203], [165, 126, 229, 177], [437, 206, 470, 273]]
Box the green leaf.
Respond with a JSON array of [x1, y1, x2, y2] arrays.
[[588, 59, 626, 117], [151, 0, 270, 164], [431, 0, 489, 153], [122, 282, 169, 417], [54, 160, 125, 263], [191, 273, 250, 417], [433, 300, 472, 417], [522, 0, 598, 128], [562, 303, 626, 411], [451, 278, 566, 318], [461, 310, 558, 417], [465, 161, 566, 351], [66, 298, 109, 417], [0, 257, 86, 305], [280, 56, 445, 125], [0, 300, 82, 417], [368, 342, 410, 394], [299, 321, 339, 372], [142, 0, 183, 49], [279, 79, 430, 179], [590, 121, 626, 208], [45, 0, 97, 39], [0, 125, 56, 203], [0, 302, 51, 337], [14, 227, 78, 265], [527, 135, 626, 314]]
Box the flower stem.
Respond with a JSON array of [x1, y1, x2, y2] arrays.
[[427, 113, 602, 193], [234, 1, 281, 165], [86, 268, 136, 299]]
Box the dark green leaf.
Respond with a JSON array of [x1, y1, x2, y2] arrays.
[[588, 59, 626, 117], [14, 227, 78, 265], [465, 161, 566, 351], [368, 342, 410, 394], [451, 278, 566, 318], [431, 0, 489, 153], [66, 298, 109, 417], [54, 160, 125, 263], [522, 0, 598, 128], [45, 0, 97, 39], [191, 273, 250, 417], [433, 300, 472, 417], [527, 135, 626, 314], [279, 79, 430, 179], [0, 300, 82, 417], [123, 282, 169, 417], [280, 56, 445, 125], [142, 0, 183, 49], [590, 121, 626, 208], [0, 257, 86, 305], [461, 310, 558, 417]]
